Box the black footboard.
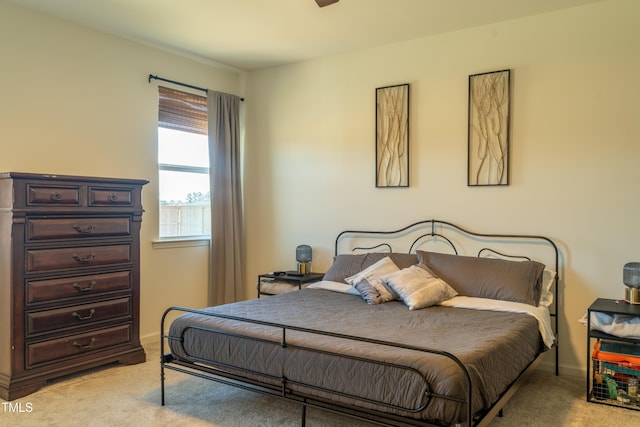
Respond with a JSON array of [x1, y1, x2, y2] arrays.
[[160, 306, 544, 427]]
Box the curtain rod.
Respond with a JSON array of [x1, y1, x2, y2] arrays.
[[148, 74, 244, 101]]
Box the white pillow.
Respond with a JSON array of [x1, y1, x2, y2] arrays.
[[345, 256, 399, 303], [539, 269, 556, 307], [381, 264, 458, 310], [307, 280, 361, 295]]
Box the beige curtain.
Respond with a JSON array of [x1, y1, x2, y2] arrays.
[[207, 91, 244, 305]]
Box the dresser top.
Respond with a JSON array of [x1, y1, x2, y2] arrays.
[[0, 172, 148, 213], [0, 172, 149, 186]]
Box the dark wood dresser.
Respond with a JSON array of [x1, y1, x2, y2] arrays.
[[0, 172, 148, 400]]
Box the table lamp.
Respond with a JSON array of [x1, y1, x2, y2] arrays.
[[296, 245, 312, 275], [624, 262, 640, 304]]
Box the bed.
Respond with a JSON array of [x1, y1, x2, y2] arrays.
[[160, 219, 559, 426]]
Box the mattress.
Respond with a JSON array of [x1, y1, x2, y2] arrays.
[[168, 288, 541, 425]]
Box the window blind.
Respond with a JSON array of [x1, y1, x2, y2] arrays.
[[158, 86, 207, 135]]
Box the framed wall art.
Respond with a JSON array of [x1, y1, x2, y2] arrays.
[[468, 69, 510, 186], [376, 83, 409, 187]]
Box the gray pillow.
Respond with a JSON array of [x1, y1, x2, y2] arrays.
[[323, 252, 419, 284], [417, 250, 545, 306], [322, 254, 369, 283]]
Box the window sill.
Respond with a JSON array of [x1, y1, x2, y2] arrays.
[[152, 237, 210, 249]]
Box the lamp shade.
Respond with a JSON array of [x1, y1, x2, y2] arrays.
[[623, 262, 640, 288], [296, 245, 312, 263]]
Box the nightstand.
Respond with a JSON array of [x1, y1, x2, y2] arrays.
[[587, 298, 640, 410], [257, 272, 325, 297]]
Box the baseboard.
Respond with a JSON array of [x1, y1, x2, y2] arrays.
[[141, 332, 161, 348], [536, 359, 584, 378], [557, 364, 585, 378]]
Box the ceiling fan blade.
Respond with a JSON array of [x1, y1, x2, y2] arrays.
[[315, 0, 339, 7]]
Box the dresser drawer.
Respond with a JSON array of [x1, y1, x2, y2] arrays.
[[26, 324, 132, 368], [89, 187, 134, 207], [27, 271, 131, 304], [26, 297, 131, 335], [27, 184, 81, 206], [27, 217, 131, 240], [26, 244, 131, 273]]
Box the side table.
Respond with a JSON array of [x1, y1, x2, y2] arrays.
[[257, 272, 325, 297], [586, 298, 640, 410]]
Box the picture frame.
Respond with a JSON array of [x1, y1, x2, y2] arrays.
[[468, 69, 510, 186], [376, 83, 409, 187]]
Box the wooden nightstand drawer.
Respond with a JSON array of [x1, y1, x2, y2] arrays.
[[26, 244, 131, 273], [27, 271, 131, 304], [26, 324, 132, 367], [27, 217, 131, 240], [27, 184, 80, 206], [26, 297, 131, 335], [89, 187, 134, 206]]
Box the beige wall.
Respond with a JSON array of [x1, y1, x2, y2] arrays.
[[0, 3, 242, 341], [2, 0, 639, 376], [244, 0, 640, 375]]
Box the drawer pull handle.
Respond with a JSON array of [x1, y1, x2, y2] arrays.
[[72, 337, 96, 350], [73, 281, 97, 292], [72, 309, 96, 321], [72, 253, 96, 263], [51, 192, 62, 201], [108, 193, 119, 202], [72, 224, 96, 234]]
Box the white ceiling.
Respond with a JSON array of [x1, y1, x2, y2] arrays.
[[9, 0, 604, 71]]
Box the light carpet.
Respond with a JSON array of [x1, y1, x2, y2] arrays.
[[2, 341, 640, 427]]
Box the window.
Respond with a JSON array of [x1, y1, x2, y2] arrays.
[[157, 87, 210, 238]]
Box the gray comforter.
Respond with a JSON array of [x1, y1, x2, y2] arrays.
[[168, 288, 541, 425]]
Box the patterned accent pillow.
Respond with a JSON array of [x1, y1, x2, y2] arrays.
[[345, 256, 400, 304], [381, 264, 458, 310]]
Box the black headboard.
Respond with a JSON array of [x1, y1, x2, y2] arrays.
[[335, 219, 558, 267]]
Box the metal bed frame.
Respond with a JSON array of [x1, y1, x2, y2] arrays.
[[160, 219, 560, 426]]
